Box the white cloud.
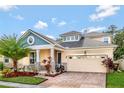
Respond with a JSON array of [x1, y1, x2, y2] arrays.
[[81, 26, 106, 33], [90, 5, 120, 21], [51, 18, 57, 23], [21, 31, 26, 35], [0, 5, 17, 12], [15, 15, 24, 20], [34, 21, 48, 29], [9, 14, 24, 21], [46, 35, 55, 40], [58, 21, 67, 26]]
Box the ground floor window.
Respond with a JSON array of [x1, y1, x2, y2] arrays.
[[4, 56, 9, 63]]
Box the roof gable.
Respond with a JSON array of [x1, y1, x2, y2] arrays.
[[19, 29, 64, 48], [60, 31, 82, 36], [20, 30, 50, 46]]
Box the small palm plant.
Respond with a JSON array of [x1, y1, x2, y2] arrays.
[[0, 34, 30, 72]]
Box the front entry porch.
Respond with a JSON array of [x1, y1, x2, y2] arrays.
[[27, 46, 63, 73]]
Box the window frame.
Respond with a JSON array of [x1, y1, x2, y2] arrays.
[[63, 35, 80, 42], [4, 56, 9, 63], [103, 37, 109, 44]]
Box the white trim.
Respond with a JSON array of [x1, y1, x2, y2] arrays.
[[27, 36, 35, 45], [19, 31, 30, 40], [28, 44, 54, 49], [29, 51, 36, 64], [19, 30, 54, 45], [54, 47, 64, 51], [102, 36, 111, 44], [65, 45, 117, 50], [62, 35, 80, 42], [67, 54, 107, 56], [30, 31, 54, 45], [4, 56, 10, 64], [57, 51, 62, 64], [50, 48, 55, 72], [36, 49, 40, 63]]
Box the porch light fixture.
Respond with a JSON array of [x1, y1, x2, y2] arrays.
[[27, 36, 35, 45]]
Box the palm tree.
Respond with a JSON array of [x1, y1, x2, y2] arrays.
[[0, 34, 30, 72]]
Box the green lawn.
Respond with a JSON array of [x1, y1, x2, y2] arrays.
[[107, 72, 124, 88], [0, 85, 13, 88], [0, 76, 47, 85]]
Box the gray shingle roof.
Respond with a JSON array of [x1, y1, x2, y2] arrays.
[[20, 30, 116, 49], [60, 37, 115, 48], [60, 31, 82, 36], [83, 32, 112, 38]]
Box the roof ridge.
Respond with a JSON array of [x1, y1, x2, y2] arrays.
[[60, 31, 82, 36]]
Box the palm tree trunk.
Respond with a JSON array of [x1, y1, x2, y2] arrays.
[[13, 60, 17, 72]]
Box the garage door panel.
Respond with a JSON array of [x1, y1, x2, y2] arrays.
[[67, 58, 106, 73]]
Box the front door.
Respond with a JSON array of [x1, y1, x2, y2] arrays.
[[30, 51, 36, 64], [58, 52, 61, 64]]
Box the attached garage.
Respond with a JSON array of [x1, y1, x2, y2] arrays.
[[67, 55, 106, 73], [61, 45, 117, 73], [59, 31, 117, 73], [66, 55, 107, 73]]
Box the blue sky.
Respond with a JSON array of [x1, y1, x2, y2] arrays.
[[0, 5, 123, 39]]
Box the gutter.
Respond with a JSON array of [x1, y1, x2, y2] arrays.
[[64, 45, 118, 50]]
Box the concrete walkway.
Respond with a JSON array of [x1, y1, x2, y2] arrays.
[[0, 81, 44, 88]]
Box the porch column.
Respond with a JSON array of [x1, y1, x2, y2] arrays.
[[36, 49, 40, 71], [50, 48, 56, 72]]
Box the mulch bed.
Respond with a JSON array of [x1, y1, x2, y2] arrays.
[[4, 72, 38, 78]]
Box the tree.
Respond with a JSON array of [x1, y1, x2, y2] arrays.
[[0, 34, 30, 72], [107, 25, 118, 44], [108, 25, 117, 35], [113, 30, 124, 60]]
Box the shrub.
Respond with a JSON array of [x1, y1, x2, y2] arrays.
[[0, 62, 4, 70], [2, 68, 12, 77], [102, 58, 114, 69], [102, 58, 120, 73], [3, 72, 38, 78]]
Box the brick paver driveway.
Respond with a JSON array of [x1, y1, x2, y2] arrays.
[[39, 72, 106, 88]]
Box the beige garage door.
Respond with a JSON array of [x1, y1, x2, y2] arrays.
[[67, 55, 107, 73]]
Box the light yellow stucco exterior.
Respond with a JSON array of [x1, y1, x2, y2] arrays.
[[90, 36, 113, 44], [61, 47, 115, 73], [0, 46, 115, 73]]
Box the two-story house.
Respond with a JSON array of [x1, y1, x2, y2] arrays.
[[0, 29, 117, 73]]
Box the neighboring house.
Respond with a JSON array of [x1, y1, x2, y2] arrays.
[[0, 29, 117, 73]]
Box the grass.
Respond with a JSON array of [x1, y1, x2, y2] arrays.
[[107, 72, 124, 88], [0, 85, 14, 88], [0, 76, 47, 85]]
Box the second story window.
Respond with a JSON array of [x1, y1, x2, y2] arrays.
[[70, 36, 75, 40], [103, 37, 109, 44], [63, 37, 66, 41], [66, 37, 70, 41], [75, 35, 79, 40], [62, 35, 80, 42]]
